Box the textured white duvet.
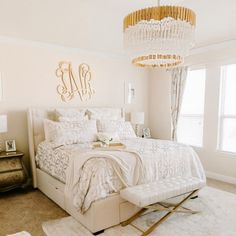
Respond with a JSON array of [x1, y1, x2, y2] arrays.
[[36, 138, 206, 213]]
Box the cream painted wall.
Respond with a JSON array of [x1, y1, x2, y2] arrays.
[[0, 39, 149, 174], [149, 69, 171, 140], [149, 42, 236, 182]]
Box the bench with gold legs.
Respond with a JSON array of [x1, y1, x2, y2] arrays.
[[120, 176, 205, 236]]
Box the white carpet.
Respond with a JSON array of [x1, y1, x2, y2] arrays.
[[42, 186, 236, 236]]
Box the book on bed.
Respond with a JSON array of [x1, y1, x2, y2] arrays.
[[92, 142, 126, 149]]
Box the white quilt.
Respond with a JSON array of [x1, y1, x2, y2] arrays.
[[64, 138, 206, 213]]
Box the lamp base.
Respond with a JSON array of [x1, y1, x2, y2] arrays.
[[135, 124, 141, 137]]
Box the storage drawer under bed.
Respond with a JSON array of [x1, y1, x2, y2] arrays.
[[36, 168, 65, 209]]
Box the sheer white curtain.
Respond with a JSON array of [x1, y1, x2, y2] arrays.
[[170, 66, 188, 140]]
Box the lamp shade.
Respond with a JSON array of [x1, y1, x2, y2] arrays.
[[131, 112, 144, 125], [0, 114, 7, 133]]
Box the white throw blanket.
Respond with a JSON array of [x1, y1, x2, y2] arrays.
[[64, 138, 206, 213], [65, 149, 143, 213]]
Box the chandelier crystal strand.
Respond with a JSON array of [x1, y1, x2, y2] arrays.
[[123, 5, 196, 68]]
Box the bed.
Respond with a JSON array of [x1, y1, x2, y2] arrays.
[[27, 107, 206, 234]]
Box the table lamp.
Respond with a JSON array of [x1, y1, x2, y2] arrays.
[[131, 112, 144, 136], [0, 114, 7, 152]]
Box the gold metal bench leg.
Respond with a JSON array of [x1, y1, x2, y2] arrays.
[[141, 189, 199, 236], [147, 203, 199, 214], [158, 202, 199, 213]]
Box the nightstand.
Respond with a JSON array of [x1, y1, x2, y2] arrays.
[[0, 151, 29, 192]]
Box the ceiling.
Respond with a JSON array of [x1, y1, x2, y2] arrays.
[[0, 0, 235, 54]]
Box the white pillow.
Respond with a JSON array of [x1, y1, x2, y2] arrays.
[[98, 120, 136, 139], [87, 108, 124, 121], [43, 119, 97, 145], [55, 108, 87, 121], [58, 116, 88, 123]]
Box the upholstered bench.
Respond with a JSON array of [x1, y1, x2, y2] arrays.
[[120, 176, 205, 236]]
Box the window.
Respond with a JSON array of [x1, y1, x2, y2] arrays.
[[177, 69, 206, 147], [218, 64, 236, 153]]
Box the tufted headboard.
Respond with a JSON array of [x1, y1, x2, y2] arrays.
[[27, 107, 125, 188]]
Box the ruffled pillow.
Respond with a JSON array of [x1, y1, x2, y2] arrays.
[[98, 120, 136, 139], [43, 119, 97, 145]]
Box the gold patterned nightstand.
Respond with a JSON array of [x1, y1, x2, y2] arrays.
[[0, 151, 29, 192]]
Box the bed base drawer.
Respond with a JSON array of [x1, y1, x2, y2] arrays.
[[36, 168, 65, 209]]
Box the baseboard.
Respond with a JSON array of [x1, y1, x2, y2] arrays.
[[206, 171, 236, 185]]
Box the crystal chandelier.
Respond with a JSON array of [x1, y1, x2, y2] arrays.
[[123, 0, 196, 68]]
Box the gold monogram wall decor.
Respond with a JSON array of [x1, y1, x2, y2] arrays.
[[56, 61, 95, 102]]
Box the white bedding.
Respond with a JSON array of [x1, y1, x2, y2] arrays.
[[36, 138, 206, 213]]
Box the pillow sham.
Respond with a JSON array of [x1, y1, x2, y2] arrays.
[[43, 119, 97, 145], [55, 108, 87, 121], [87, 108, 124, 121], [58, 116, 88, 123], [98, 120, 136, 139]]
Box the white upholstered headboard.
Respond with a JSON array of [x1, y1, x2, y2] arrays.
[[27, 107, 125, 188]]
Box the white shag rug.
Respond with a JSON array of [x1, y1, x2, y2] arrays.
[[42, 187, 236, 236]]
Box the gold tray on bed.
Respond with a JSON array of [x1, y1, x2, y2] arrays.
[[92, 142, 126, 149]]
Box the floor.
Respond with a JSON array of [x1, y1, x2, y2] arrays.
[[0, 188, 68, 236], [0, 178, 236, 236]]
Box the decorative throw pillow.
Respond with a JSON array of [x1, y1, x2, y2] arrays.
[[87, 108, 124, 121], [55, 108, 87, 121], [43, 119, 97, 145], [98, 120, 136, 139], [58, 116, 88, 123]]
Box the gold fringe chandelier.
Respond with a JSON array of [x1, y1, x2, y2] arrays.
[[123, 0, 196, 68]]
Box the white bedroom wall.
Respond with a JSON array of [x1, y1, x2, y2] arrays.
[[0, 38, 149, 173], [149, 40, 236, 183], [149, 69, 171, 140]]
